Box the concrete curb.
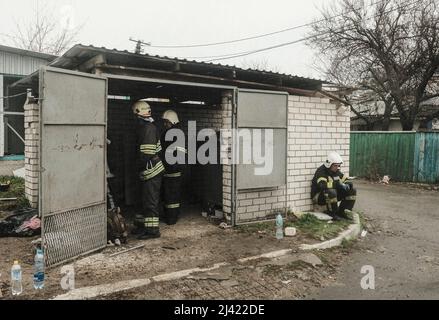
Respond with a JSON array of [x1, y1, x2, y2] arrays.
[[53, 262, 229, 300], [237, 249, 293, 263], [52, 214, 362, 300], [299, 213, 362, 251]]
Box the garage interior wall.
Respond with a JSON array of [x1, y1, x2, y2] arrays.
[[106, 91, 229, 219]]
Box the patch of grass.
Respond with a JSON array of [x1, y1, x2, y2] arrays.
[[235, 221, 274, 234], [356, 211, 366, 228], [340, 238, 357, 250], [286, 213, 351, 241], [0, 176, 30, 210]]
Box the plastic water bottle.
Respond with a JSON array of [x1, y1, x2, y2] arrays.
[[33, 248, 45, 289], [11, 261, 23, 295], [276, 213, 284, 240]]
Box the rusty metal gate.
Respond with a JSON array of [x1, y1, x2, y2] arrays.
[[39, 66, 107, 267]]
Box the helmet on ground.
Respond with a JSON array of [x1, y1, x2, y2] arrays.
[[324, 151, 343, 168], [132, 101, 151, 117], [162, 110, 179, 125]]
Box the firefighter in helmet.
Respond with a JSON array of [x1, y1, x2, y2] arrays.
[[311, 152, 357, 220], [132, 101, 164, 239], [159, 110, 186, 225]]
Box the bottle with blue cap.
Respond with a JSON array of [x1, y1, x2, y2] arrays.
[[33, 247, 45, 289], [275, 213, 284, 240]]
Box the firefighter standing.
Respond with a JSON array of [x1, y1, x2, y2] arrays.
[[311, 152, 357, 220], [160, 110, 186, 225], [133, 101, 164, 239]]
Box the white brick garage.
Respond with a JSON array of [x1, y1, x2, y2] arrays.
[[12, 44, 350, 266]]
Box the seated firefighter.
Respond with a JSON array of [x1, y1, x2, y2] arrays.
[[311, 152, 357, 220]]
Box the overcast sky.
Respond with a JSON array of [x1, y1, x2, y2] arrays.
[[0, 0, 330, 79]]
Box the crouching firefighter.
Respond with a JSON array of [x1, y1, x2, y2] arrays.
[[311, 152, 357, 220], [160, 110, 186, 225], [133, 101, 164, 239]]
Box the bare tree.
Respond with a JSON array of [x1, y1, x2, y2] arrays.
[[11, 0, 82, 56], [240, 57, 281, 73], [309, 0, 439, 131]]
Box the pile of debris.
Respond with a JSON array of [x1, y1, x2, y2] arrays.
[[0, 207, 40, 237]]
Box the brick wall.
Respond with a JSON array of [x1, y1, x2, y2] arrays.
[[24, 100, 39, 209], [233, 95, 350, 223], [287, 96, 350, 213]]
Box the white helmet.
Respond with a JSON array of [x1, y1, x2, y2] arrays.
[[132, 101, 151, 117], [162, 110, 179, 125], [324, 152, 343, 168]]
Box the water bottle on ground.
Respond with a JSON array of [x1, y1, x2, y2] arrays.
[[33, 248, 45, 289], [11, 261, 23, 295], [276, 213, 284, 240]]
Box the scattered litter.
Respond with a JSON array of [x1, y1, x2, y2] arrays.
[[0, 208, 40, 237], [309, 212, 333, 221], [281, 280, 292, 285], [201, 212, 208, 218], [285, 227, 297, 237], [378, 246, 387, 253], [109, 244, 145, 257], [31, 238, 42, 245], [13, 167, 25, 178], [297, 253, 323, 267], [0, 180, 11, 192], [214, 210, 224, 219], [162, 246, 177, 250], [219, 222, 231, 229], [361, 230, 368, 238], [107, 240, 115, 246], [380, 175, 390, 184], [0, 198, 17, 201], [114, 239, 121, 246]]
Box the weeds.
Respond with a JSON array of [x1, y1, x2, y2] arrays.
[[0, 176, 30, 210], [287, 213, 351, 241]]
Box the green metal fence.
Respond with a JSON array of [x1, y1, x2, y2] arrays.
[[350, 132, 439, 183]]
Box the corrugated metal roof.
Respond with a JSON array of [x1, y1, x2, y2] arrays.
[[47, 44, 324, 90], [12, 44, 326, 92]]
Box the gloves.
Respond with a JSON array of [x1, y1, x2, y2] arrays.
[[340, 183, 351, 192]]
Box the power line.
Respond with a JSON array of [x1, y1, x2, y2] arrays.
[[199, 0, 420, 62], [142, 0, 397, 49]]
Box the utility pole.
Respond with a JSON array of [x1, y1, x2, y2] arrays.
[[129, 37, 151, 54]]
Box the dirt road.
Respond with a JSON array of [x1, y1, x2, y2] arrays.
[[309, 180, 439, 300]]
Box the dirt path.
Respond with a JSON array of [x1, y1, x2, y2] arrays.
[[309, 180, 439, 300]]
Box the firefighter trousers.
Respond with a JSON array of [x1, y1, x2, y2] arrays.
[[163, 172, 182, 225], [138, 174, 162, 234], [313, 186, 357, 216]]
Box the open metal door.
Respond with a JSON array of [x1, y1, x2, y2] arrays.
[[39, 66, 107, 267]]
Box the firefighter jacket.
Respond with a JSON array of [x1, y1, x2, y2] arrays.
[[136, 117, 164, 181], [159, 123, 187, 175], [311, 164, 350, 198]]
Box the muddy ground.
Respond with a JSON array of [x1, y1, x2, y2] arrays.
[[0, 204, 324, 300], [1, 179, 438, 300]]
